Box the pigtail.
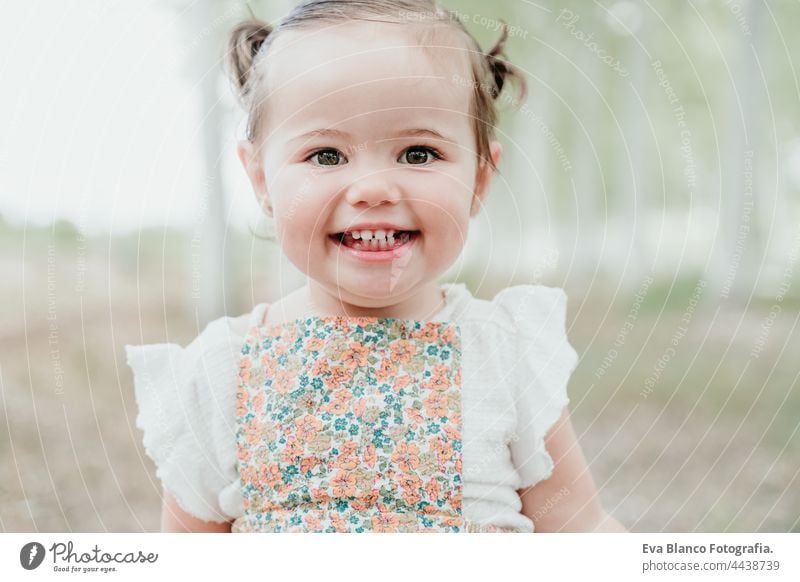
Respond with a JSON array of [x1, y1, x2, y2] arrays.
[[227, 19, 273, 101], [485, 21, 528, 105]]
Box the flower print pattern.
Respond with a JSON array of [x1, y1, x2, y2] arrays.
[[232, 316, 519, 533]]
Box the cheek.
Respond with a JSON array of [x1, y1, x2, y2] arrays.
[[271, 171, 333, 230], [418, 174, 473, 240]]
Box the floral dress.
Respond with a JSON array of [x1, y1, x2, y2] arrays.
[[231, 315, 517, 533]]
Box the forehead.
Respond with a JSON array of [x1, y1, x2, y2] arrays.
[[262, 21, 475, 140]]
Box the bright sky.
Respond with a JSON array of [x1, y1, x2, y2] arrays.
[[0, 0, 259, 235]]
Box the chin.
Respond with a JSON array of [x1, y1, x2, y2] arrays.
[[335, 276, 417, 303]]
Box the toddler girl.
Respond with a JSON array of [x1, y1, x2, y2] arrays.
[[126, 0, 625, 533]]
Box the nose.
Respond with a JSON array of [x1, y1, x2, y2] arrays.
[[344, 170, 402, 208]]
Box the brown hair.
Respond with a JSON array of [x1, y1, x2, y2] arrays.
[[227, 0, 527, 172]]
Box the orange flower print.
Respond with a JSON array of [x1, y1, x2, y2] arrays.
[[281, 436, 304, 463], [422, 392, 449, 418], [240, 466, 258, 488], [311, 357, 330, 377], [405, 406, 424, 424], [398, 473, 422, 506], [442, 423, 460, 440], [340, 440, 359, 455], [335, 454, 360, 471], [331, 471, 357, 497], [438, 442, 454, 463], [401, 487, 422, 506], [421, 364, 451, 391], [299, 456, 320, 475], [297, 392, 317, 412], [441, 325, 456, 344], [333, 441, 360, 470], [273, 368, 297, 395], [389, 339, 417, 364], [336, 388, 354, 404], [410, 325, 439, 343], [372, 511, 401, 533], [252, 392, 264, 412], [330, 513, 348, 532], [295, 415, 323, 442], [429, 436, 454, 463], [310, 487, 331, 504], [235, 389, 248, 417], [304, 513, 323, 531], [394, 375, 412, 391], [244, 419, 262, 446], [341, 341, 370, 368], [328, 365, 352, 388], [425, 478, 441, 501], [358, 489, 379, 507], [258, 462, 282, 488], [375, 358, 398, 383], [304, 336, 324, 352], [364, 443, 377, 469], [391, 442, 421, 472], [350, 316, 374, 328], [327, 399, 348, 415], [398, 472, 422, 490], [352, 398, 366, 418], [282, 326, 299, 345]]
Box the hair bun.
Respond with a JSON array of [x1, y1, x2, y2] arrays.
[[228, 19, 273, 100], [484, 21, 527, 104], [485, 22, 510, 99]]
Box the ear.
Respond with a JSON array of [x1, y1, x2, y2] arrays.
[[237, 140, 272, 216], [470, 140, 502, 217]]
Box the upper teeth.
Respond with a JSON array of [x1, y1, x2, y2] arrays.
[[349, 229, 395, 241]]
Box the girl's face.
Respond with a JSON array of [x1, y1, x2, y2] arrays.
[[239, 21, 501, 312]]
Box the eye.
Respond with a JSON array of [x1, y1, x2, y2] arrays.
[[400, 146, 443, 165], [307, 149, 346, 166]]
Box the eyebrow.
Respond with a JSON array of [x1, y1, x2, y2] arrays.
[[288, 128, 352, 143], [377, 128, 456, 144], [287, 127, 455, 144]]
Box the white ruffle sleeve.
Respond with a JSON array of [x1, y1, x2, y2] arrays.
[[125, 315, 249, 523], [494, 285, 579, 489]]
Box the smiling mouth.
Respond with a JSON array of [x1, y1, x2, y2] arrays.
[[329, 230, 420, 251]]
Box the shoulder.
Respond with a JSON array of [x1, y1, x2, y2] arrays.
[[123, 302, 268, 523], [452, 283, 571, 340], [125, 303, 267, 374]]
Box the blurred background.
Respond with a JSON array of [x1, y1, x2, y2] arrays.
[[1, 0, 798, 532]]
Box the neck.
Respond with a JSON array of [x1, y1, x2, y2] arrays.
[[305, 281, 446, 321]]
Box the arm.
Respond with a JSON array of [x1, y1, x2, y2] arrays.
[[160, 489, 233, 533], [516, 409, 627, 532]]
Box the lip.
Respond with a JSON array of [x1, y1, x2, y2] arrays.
[[329, 231, 419, 263], [331, 223, 417, 235]]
